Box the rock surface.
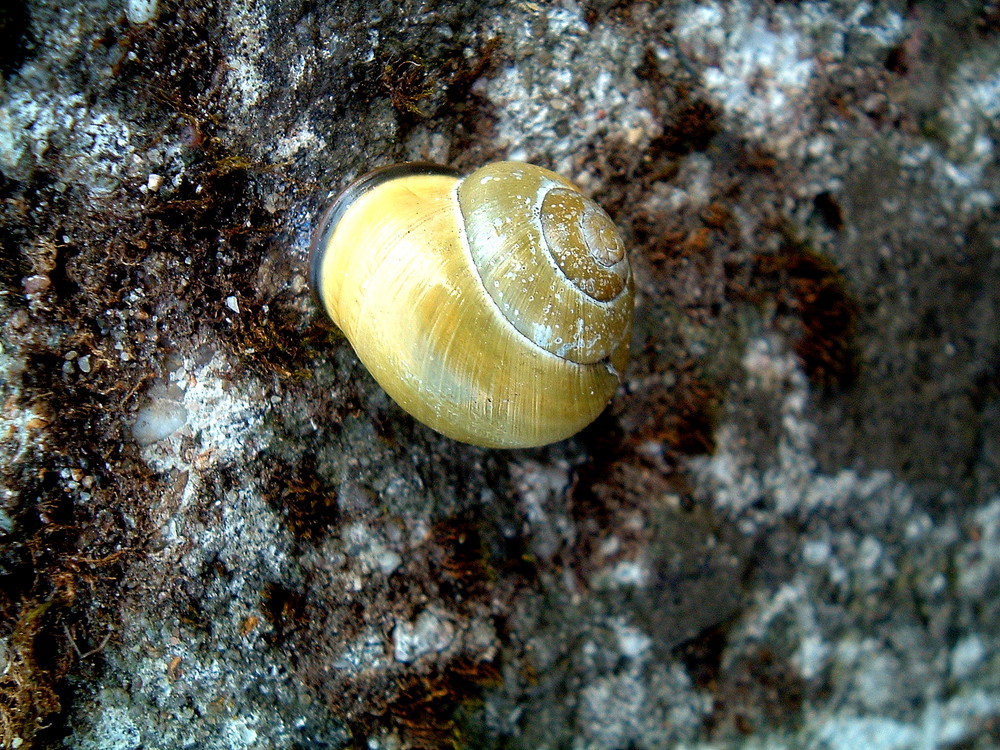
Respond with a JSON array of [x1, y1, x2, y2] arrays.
[[0, 1, 998, 748]]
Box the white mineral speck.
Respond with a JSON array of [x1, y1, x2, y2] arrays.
[[613, 621, 652, 659], [225, 295, 240, 314], [377, 550, 402, 576], [950, 634, 987, 680], [146, 173, 163, 192], [125, 0, 158, 25], [392, 609, 455, 663], [132, 385, 187, 445]]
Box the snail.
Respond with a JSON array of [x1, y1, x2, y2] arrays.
[[309, 161, 634, 449]]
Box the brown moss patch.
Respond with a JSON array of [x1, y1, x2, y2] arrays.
[[379, 657, 501, 749], [625, 373, 723, 457], [706, 643, 806, 738], [261, 454, 339, 543], [382, 57, 437, 117], [570, 371, 721, 543], [259, 582, 309, 649], [651, 96, 722, 158], [380, 36, 504, 151], [674, 628, 808, 738], [426, 516, 494, 605], [674, 624, 730, 691], [0, 601, 66, 747], [737, 244, 861, 391], [268, 508, 521, 746]]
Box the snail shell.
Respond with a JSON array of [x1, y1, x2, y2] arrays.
[[309, 161, 633, 448]]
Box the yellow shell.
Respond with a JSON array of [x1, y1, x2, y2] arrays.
[[309, 161, 634, 448]]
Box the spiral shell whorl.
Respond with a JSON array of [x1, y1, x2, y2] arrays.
[[457, 162, 632, 369]]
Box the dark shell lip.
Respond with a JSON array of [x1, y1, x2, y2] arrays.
[[308, 161, 462, 311]]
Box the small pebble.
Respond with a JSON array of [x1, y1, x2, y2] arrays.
[[9, 309, 30, 329], [22, 275, 51, 295]]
